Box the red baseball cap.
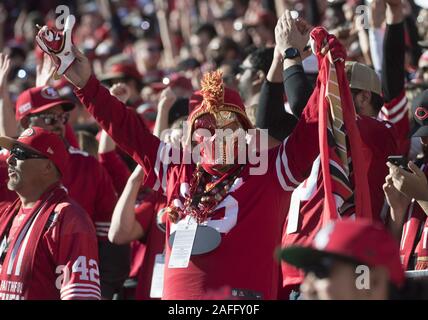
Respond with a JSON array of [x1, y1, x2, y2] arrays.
[[0, 127, 69, 176], [99, 63, 142, 83], [279, 219, 405, 287], [15, 86, 74, 121], [150, 73, 193, 92]]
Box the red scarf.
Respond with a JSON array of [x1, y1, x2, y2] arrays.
[[0, 184, 67, 299], [310, 27, 372, 225]]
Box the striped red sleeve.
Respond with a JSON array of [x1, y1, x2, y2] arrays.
[[379, 90, 410, 156]]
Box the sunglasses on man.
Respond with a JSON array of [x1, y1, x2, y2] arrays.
[[302, 256, 359, 279], [29, 113, 70, 126], [10, 145, 47, 161]]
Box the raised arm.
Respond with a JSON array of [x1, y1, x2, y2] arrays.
[[255, 13, 311, 144], [153, 87, 177, 138], [60, 46, 172, 193], [379, 0, 409, 155], [255, 47, 298, 145], [98, 83, 132, 194], [108, 165, 145, 245], [382, 0, 405, 102]]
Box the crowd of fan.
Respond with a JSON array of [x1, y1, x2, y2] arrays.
[[1, 0, 428, 300]]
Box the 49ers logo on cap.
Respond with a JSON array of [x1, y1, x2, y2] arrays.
[[19, 128, 35, 138], [415, 107, 428, 121], [40, 87, 60, 100]]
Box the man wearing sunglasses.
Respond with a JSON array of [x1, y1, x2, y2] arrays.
[[280, 219, 405, 300], [9, 85, 128, 299], [0, 127, 100, 299]]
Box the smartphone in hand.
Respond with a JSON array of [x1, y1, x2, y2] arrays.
[[387, 155, 410, 171]]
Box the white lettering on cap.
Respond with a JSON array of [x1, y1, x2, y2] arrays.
[[18, 103, 32, 115], [19, 128, 35, 138]]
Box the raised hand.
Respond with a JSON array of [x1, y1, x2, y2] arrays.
[[275, 10, 310, 59], [159, 87, 177, 111], [57, 46, 92, 89], [109, 83, 131, 104], [36, 53, 57, 87], [383, 175, 411, 214]]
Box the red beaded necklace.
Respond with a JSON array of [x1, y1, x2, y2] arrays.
[[167, 164, 245, 224]]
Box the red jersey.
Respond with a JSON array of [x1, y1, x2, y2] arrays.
[[0, 187, 100, 300], [281, 116, 399, 287], [62, 147, 118, 241], [379, 90, 409, 156], [74, 75, 320, 300], [133, 191, 167, 300], [98, 150, 131, 195]]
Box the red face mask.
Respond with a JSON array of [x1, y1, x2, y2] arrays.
[[192, 113, 244, 172]]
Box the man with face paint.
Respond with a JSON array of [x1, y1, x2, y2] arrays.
[[40, 28, 330, 298]]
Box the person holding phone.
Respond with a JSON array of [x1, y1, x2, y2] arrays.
[[384, 89, 428, 271]]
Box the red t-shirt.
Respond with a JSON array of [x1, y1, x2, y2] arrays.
[[98, 150, 131, 195], [62, 147, 118, 242], [0, 199, 100, 300], [74, 75, 320, 299]]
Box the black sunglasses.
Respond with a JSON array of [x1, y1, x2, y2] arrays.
[[10, 145, 47, 161], [302, 257, 336, 279], [303, 256, 360, 279], [30, 113, 70, 126]]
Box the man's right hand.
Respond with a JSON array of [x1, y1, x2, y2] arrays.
[[52, 46, 92, 89]]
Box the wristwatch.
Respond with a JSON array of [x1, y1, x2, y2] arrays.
[[283, 47, 301, 60]]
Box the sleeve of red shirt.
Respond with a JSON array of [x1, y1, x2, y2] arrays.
[[98, 150, 131, 195], [273, 82, 320, 192], [74, 76, 175, 194], [48, 202, 101, 300], [64, 123, 79, 149], [379, 91, 410, 156]]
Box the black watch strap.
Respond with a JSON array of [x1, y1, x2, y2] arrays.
[[283, 47, 301, 60]]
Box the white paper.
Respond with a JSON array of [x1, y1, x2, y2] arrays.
[[168, 216, 197, 268], [149, 254, 165, 298]]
